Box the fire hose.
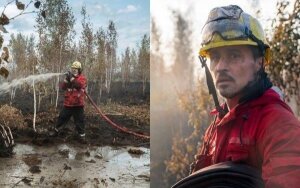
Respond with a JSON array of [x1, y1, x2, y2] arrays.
[[172, 162, 264, 188], [84, 91, 150, 139]]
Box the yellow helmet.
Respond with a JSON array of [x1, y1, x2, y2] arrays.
[[199, 5, 271, 65], [71, 61, 82, 69]]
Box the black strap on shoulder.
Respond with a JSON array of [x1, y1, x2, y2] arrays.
[[199, 56, 225, 117]]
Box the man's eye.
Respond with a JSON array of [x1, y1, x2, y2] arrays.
[[229, 53, 240, 59], [210, 55, 219, 62]]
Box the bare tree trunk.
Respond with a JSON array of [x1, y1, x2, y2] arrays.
[[108, 56, 113, 94], [9, 88, 16, 106], [51, 81, 55, 105], [143, 78, 146, 96], [38, 91, 41, 112], [55, 41, 63, 108], [33, 79, 37, 132], [98, 77, 103, 104], [86, 84, 89, 94], [105, 66, 108, 90], [55, 76, 60, 108]]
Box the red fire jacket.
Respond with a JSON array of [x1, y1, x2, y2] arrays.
[[61, 74, 86, 107], [193, 88, 300, 187]]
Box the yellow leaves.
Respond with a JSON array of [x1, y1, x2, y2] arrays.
[[165, 78, 215, 180], [186, 144, 193, 153]]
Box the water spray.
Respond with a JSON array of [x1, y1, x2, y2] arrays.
[[0, 73, 63, 95]]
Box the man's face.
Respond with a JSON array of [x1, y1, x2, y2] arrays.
[[209, 45, 261, 99], [71, 68, 79, 75]]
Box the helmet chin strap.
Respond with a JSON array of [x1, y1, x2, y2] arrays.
[[199, 56, 226, 118]]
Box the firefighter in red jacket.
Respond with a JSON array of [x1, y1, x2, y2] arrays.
[[50, 61, 87, 139], [190, 5, 300, 187]]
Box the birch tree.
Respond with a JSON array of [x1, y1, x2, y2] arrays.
[[79, 6, 94, 81], [121, 47, 130, 89], [105, 20, 117, 94], [130, 49, 138, 81], [35, 0, 75, 107], [95, 27, 107, 102], [137, 34, 150, 95]]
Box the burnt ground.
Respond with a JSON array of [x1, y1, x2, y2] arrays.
[[18, 103, 150, 148], [0, 88, 150, 149]]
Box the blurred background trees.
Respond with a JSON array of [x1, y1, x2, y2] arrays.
[[267, 0, 300, 116], [151, 0, 300, 187]]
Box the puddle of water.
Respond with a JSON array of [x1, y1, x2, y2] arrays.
[[0, 144, 150, 187]]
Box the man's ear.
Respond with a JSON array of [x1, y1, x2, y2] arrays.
[[255, 57, 263, 71]]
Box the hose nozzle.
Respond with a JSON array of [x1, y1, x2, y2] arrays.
[[64, 71, 70, 75]]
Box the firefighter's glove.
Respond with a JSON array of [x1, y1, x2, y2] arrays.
[[65, 71, 72, 82]]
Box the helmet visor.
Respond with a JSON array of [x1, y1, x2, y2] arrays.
[[201, 5, 250, 45], [201, 18, 249, 45]]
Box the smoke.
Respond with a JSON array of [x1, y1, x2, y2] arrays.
[[0, 73, 63, 95]]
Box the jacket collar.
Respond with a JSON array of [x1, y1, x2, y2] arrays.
[[210, 88, 292, 126]]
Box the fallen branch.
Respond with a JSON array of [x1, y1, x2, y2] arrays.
[[12, 177, 33, 187], [11, 175, 34, 179], [0, 124, 9, 147], [5, 125, 14, 145], [0, 123, 14, 157]]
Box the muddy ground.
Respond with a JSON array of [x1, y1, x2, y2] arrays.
[[0, 143, 150, 187], [0, 89, 150, 187]]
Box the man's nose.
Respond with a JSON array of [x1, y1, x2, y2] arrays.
[[215, 56, 227, 72]]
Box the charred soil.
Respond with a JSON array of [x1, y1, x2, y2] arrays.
[[0, 90, 150, 150]]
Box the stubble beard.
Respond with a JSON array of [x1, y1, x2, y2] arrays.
[[217, 85, 241, 99]]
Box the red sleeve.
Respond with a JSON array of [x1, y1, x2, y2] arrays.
[[72, 75, 86, 90], [257, 106, 300, 188]]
